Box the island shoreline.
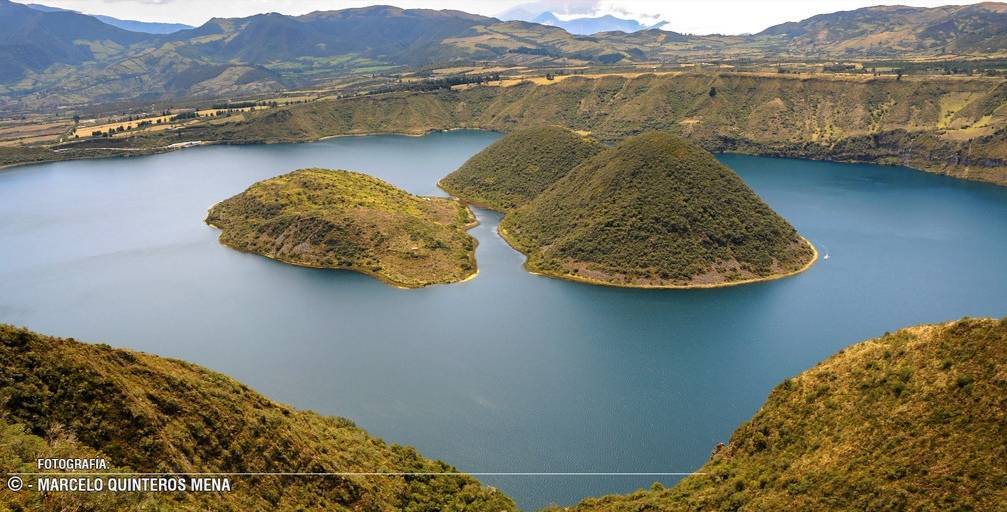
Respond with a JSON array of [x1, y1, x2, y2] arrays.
[[496, 223, 818, 290], [204, 194, 481, 290]]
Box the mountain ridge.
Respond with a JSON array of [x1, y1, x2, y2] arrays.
[[4, 2, 1007, 110]]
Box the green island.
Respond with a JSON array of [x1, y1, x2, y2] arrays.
[[439, 126, 605, 211], [0, 324, 516, 512], [553, 317, 1007, 512], [471, 131, 816, 288], [205, 168, 478, 288]]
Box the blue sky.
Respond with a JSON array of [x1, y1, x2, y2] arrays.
[[21, 0, 990, 34]]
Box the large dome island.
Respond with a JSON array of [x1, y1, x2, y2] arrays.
[[446, 129, 817, 288]]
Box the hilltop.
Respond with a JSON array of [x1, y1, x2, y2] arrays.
[[206, 169, 477, 288], [0, 324, 517, 511], [439, 126, 605, 211], [555, 317, 1007, 511], [500, 132, 815, 288]]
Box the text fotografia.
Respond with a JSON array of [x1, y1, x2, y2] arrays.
[[37, 458, 109, 471], [34, 476, 231, 493]]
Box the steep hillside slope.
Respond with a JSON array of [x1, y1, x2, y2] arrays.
[[760, 3, 1007, 56], [206, 169, 478, 288], [500, 132, 815, 287], [555, 317, 1007, 511], [439, 126, 605, 211], [0, 324, 516, 511], [164, 72, 1007, 186]]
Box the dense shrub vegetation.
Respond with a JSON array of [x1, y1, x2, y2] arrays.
[[500, 132, 814, 287], [556, 317, 1007, 512], [0, 325, 516, 511], [439, 126, 605, 211], [206, 169, 478, 288]]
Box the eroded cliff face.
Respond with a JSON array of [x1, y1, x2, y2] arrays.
[[195, 72, 1007, 185]]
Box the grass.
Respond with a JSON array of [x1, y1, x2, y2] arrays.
[[0, 325, 516, 511], [206, 169, 478, 288], [439, 126, 605, 211], [6, 72, 1007, 186], [499, 132, 815, 287], [555, 317, 1007, 512]]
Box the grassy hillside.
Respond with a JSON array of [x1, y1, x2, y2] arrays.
[[500, 132, 815, 288], [109, 72, 1005, 186], [554, 317, 1007, 512], [0, 324, 516, 511], [206, 169, 477, 288], [758, 3, 1007, 56], [439, 126, 605, 211]]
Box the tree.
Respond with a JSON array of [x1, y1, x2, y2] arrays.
[[709, 87, 717, 97]]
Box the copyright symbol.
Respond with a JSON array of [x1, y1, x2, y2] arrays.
[[7, 476, 23, 492]]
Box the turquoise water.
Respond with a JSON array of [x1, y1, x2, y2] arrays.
[[2, 132, 1006, 509]]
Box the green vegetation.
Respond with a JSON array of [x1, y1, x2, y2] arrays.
[[6, 1, 1007, 111], [47, 71, 1001, 186], [499, 132, 815, 287], [553, 317, 1007, 511], [206, 169, 477, 288], [0, 324, 516, 511], [439, 126, 605, 211]]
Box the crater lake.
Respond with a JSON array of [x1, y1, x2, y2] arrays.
[[2, 131, 1006, 509]]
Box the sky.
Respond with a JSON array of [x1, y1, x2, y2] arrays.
[[22, 0, 990, 34]]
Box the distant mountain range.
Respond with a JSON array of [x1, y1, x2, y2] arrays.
[[528, 11, 666, 35], [24, 3, 193, 33], [3, 0, 1007, 111]]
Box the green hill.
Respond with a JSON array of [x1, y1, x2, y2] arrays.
[[499, 132, 815, 288], [555, 317, 1007, 511], [206, 169, 477, 288], [439, 126, 605, 211], [0, 325, 516, 511]]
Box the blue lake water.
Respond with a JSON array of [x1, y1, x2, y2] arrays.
[[1, 131, 1006, 510]]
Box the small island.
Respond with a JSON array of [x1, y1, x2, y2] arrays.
[[487, 132, 816, 288], [439, 126, 605, 211], [206, 168, 478, 288]]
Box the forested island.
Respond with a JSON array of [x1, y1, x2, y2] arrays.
[[446, 129, 815, 288], [206, 169, 477, 288]]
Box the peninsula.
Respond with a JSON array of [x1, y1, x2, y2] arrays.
[[206, 169, 477, 288], [0, 325, 516, 511], [555, 317, 1007, 511]]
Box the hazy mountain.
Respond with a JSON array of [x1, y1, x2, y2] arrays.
[[4, 2, 1007, 110], [531, 11, 666, 34], [0, 0, 152, 80], [25, 3, 193, 33], [91, 15, 193, 34]]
